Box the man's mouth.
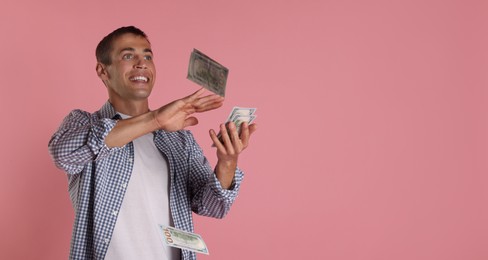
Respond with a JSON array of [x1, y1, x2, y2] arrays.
[[129, 76, 149, 83]]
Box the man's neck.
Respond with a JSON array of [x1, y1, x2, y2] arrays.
[[109, 98, 150, 117]]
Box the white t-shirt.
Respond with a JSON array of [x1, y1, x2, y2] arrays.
[[105, 113, 180, 260]]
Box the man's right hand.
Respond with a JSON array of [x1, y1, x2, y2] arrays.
[[152, 88, 224, 132]]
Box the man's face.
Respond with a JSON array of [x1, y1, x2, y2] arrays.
[[99, 33, 156, 103]]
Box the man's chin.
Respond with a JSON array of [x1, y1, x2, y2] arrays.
[[132, 93, 152, 100], [131, 88, 152, 98]]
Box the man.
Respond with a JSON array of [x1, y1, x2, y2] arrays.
[[48, 26, 256, 260]]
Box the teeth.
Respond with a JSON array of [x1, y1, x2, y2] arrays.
[[130, 76, 148, 82]]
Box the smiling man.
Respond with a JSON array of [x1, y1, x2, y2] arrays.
[[48, 26, 256, 260]]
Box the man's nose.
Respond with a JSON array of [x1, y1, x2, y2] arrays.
[[134, 57, 147, 69]]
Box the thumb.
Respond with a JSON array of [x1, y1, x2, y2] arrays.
[[183, 117, 199, 128]]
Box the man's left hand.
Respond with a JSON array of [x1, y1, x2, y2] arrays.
[[210, 122, 257, 189]]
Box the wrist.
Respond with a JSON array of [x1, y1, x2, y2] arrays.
[[215, 159, 237, 189], [217, 159, 237, 171], [152, 110, 163, 130]]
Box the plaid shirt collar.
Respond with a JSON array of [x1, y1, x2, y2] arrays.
[[98, 101, 121, 120]]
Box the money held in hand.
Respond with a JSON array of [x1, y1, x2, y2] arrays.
[[159, 225, 209, 255], [187, 49, 229, 97], [214, 107, 257, 145]]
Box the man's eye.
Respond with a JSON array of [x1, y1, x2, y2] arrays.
[[123, 54, 133, 60], [144, 55, 153, 61]]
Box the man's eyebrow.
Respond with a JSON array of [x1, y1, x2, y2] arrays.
[[118, 47, 153, 54], [119, 47, 135, 54]]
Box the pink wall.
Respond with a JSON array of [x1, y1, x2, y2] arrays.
[[1, 0, 487, 259]]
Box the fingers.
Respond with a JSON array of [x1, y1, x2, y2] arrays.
[[184, 88, 206, 102], [227, 122, 242, 151], [239, 122, 250, 147], [209, 129, 225, 150], [185, 88, 223, 105], [239, 122, 257, 148], [248, 123, 258, 135], [194, 94, 224, 112], [212, 122, 257, 151], [219, 123, 235, 153], [182, 88, 224, 113], [210, 123, 238, 153]]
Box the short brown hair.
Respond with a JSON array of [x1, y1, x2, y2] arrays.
[[95, 26, 149, 65]]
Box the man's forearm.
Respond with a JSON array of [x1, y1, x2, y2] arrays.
[[105, 111, 160, 148]]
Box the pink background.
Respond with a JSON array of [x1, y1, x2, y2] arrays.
[[1, 0, 487, 259]]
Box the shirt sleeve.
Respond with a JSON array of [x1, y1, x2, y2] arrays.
[[186, 131, 244, 219], [48, 109, 124, 175]]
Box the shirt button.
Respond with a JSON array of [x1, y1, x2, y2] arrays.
[[104, 238, 110, 244], [121, 183, 127, 189], [112, 210, 118, 216]]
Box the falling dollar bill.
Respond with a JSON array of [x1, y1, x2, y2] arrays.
[[187, 49, 229, 97], [159, 225, 209, 255], [213, 107, 257, 146]]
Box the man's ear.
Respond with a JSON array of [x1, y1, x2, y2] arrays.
[[96, 62, 109, 81]]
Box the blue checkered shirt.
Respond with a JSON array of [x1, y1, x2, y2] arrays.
[[48, 102, 244, 260]]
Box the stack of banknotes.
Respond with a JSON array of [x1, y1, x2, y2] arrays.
[[215, 107, 257, 144]]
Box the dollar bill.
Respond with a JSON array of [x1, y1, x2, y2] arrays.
[[159, 225, 209, 255], [187, 49, 229, 97]]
